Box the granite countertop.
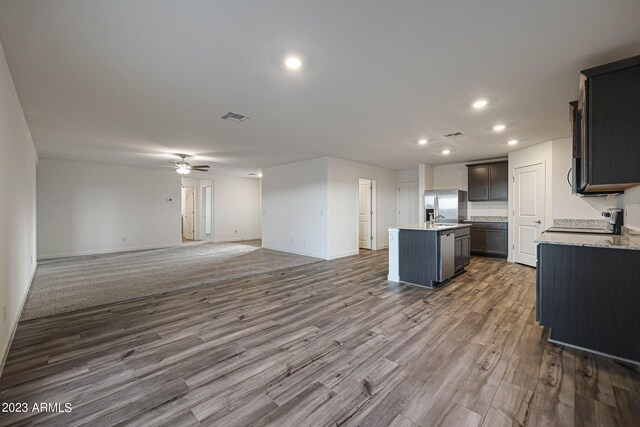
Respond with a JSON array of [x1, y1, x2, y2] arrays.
[[463, 216, 508, 223], [536, 230, 640, 251], [389, 223, 472, 231]]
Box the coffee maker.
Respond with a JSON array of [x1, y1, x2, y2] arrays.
[[602, 208, 624, 235]]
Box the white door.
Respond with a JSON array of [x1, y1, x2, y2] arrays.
[[398, 181, 419, 224], [358, 179, 372, 249], [513, 162, 545, 266], [204, 186, 212, 239], [182, 187, 195, 240]]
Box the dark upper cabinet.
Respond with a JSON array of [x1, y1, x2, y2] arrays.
[[488, 162, 508, 200], [575, 55, 640, 194], [467, 161, 508, 201], [467, 165, 489, 201]]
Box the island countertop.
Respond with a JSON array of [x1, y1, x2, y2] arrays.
[[388, 223, 472, 232]]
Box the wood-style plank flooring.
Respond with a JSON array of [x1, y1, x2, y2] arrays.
[[1, 250, 640, 426]]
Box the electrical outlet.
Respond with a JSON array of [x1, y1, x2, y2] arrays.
[[2, 306, 7, 323], [122, 236, 127, 242]]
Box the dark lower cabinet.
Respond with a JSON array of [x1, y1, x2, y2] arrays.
[[469, 222, 508, 258], [537, 243, 640, 363], [454, 227, 470, 272]]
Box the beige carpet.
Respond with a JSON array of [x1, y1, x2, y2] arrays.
[[22, 241, 320, 320]]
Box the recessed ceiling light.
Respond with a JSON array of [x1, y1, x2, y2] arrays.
[[284, 55, 302, 70], [493, 124, 506, 132], [442, 149, 451, 155], [258, 173, 263, 178], [472, 99, 488, 109], [418, 139, 428, 145], [508, 139, 519, 145]]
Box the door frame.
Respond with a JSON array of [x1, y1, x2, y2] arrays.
[[357, 178, 377, 250], [511, 159, 547, 266], [201, 184, 213, 242], [181, 186, 196, 240]]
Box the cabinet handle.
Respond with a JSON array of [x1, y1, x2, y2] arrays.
[[534, 220, 541, 224]]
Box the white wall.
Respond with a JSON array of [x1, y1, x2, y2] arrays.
[[0, 39, 38, 374], [551, 137, 613, 219], [418, 164, 434, 222], [262, 158, 328, 258], [327, 157, 396, 259], [211, 175, 261, 242], [621, 186, 640, 229], [37, 159, 182, 258]]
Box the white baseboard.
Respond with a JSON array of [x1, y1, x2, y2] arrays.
[[37, 243, 182, 260], [387, 274, 400, 282], [0, 263, 36, 378], [327, 250, 360, 260], [261, 245, 327, 260], [213, 236, 262, 243]]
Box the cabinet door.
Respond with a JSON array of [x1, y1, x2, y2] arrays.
[[470, 228, 486, 252], [486, 229, 508, 256], [489, 162, 508, 200], [462, 235, 470, 266], [454, 237, 463, 272], [467, 165, 489, 201], [589, 65, 640, 187]]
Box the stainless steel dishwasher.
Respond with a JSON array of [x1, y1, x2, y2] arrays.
[[438, 230, 455, 282]]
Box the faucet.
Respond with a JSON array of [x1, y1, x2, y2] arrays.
[[434, 214, 445, 223]]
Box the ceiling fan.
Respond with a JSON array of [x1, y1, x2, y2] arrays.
[[173, 154, 211, 175]]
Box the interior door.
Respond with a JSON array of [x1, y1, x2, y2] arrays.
[[358, 179, 372, 249], [182, 187, 195, 240], [513, 163, 545, 266], [398, 181, 418, 224], [203, 186, 212, 239]]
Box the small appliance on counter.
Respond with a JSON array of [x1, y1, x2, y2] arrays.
[[602, 208, 624, 235]]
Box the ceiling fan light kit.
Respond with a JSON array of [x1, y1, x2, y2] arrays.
[[173, 154, 210, 174]]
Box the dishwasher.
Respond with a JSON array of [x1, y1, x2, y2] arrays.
[[438, 230, 456, 282]]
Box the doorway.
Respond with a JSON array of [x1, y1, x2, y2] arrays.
[[203, 186, 212, 240], [513, 161, 546, 266], [181, 187, 195, 241], [358, 178, 376, 250]]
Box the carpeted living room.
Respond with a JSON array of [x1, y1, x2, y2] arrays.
[[22, 241, 320, 320]]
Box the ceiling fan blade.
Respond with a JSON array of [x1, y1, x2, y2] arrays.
[[191, 168, 210, 172], [190, 165, 210, 169]]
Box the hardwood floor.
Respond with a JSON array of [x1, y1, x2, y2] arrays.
[[1, 250, 639, 426]]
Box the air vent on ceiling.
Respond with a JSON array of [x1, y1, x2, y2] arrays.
[[220, 112, 250, 123], [443, 131, 465, 138]]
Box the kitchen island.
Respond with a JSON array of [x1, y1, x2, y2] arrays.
[[388, 223, 472, 288]]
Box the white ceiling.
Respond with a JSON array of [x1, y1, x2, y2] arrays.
[[1, 1, 639, 172]]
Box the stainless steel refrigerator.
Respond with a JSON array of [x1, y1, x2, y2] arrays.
[[424, 189, 468, 223]]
